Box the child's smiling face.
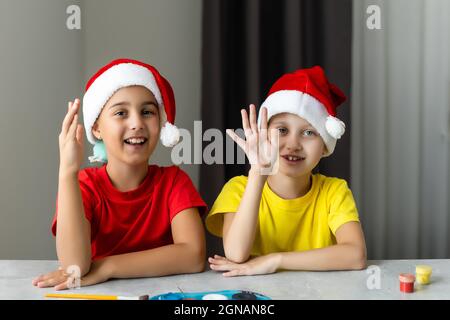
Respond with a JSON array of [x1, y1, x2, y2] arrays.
[[92, 85, 160, 166], [268, 112, 326, 178]]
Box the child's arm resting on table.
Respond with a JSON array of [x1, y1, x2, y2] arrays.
[[105, 207, 206, 278], [277, 221, 367, 271], [209, 221, 367, 276], [33, 207, 205, 290]]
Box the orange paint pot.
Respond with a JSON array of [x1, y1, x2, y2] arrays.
[[399, 273, 415, 293]]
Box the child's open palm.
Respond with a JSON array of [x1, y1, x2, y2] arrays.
[[59, 99, 84, 175], [226, 105, 279, 175]]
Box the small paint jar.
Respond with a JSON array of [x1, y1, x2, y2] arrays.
[[416, 265, 432, 285], [399, 273, 415, 293]]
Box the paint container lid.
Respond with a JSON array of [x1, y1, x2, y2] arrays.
[[399, 273, 415, 283], [202, 294, 228, 300], [416, 265, 432, 275]]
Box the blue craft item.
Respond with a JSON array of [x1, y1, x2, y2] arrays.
[[149, 290, 271, 300]]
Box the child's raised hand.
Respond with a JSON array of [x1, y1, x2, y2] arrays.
[[59, 99, 84, 176], [226, 105, 279, 175]]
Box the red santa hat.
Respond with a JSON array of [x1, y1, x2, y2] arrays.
[[82, 58, 180, 148], [258, 66, 346, 156]]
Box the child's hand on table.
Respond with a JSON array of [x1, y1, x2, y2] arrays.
[[59, 99, 84, 176], [32, 259, 112, 290], [226, 105, 279, 175], [209, 254, 281, 277]]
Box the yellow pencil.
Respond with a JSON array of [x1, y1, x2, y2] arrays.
[[45, 293, 149, 300]]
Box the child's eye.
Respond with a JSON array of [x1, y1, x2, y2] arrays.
[[303, 129, 317, 137], [277, 127, 288, 135], [142, 110, 156, 116], [115, 111, 126, 117]]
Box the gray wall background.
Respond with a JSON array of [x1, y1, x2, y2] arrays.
[[352, 0, 450, 259], [0, 0, 202, 259]]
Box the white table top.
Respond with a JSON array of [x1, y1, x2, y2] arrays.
[[1, 259, 448, 300]]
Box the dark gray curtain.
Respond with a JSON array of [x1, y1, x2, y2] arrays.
[[201, 0, 352, 257]]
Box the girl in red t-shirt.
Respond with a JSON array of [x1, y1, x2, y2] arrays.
[[32, 59, 207, 290]]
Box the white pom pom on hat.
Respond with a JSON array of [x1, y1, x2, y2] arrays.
[[258, 66, 347, 157], [82, 58, 180, 149], [325, 116, 346, 139], [160, 121, 181, 147]]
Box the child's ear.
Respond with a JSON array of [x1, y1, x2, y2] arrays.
[[92, 122, 101, 140]]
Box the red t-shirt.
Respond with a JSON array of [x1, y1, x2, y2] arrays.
[[52, 165, 207, 260]]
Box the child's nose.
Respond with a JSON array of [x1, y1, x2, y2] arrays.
[[285, 135, 302, 151], [286, 144, 302, 152], [128, 113, 145, 130]]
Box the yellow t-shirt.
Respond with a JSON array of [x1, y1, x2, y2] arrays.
[[206, 174, 360, 256]]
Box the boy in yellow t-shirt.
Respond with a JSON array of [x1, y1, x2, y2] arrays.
[[206, 66, 367, 276]]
